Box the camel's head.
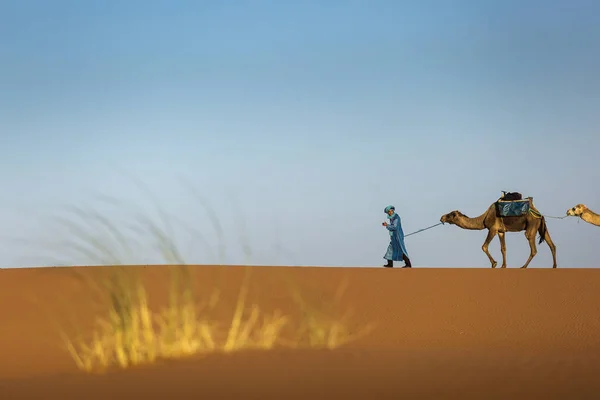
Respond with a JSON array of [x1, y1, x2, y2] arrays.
[[440, 210, 463, 225], [567, 204, 587, 217]]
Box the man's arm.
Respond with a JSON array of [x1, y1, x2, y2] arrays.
[[386, 217, 399, 231]]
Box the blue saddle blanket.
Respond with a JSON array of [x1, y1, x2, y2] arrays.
[[496, 199, 530, 217]]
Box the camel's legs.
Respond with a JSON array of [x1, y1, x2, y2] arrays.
[[521, 230, 538, 269], [498, 232, 507, 268], [544, 230, 558, 268], [482, 229, 497, 268]]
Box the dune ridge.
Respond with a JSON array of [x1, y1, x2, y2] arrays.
[[2, 265, 600, 399]]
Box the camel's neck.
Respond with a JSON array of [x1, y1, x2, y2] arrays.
[[455, 211, 488, 230], [581, 209, 600, 226]]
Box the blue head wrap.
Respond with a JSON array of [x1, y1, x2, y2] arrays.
[[384, 205, 395, 218]]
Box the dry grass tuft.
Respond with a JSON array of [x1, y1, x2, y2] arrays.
[[280, 276, 376, 349], [62, 267, 294, 372], [15, 177, 374, 372], [61, 265, 374, 373]]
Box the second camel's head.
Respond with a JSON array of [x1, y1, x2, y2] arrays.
[[567, 204, 587, 217]]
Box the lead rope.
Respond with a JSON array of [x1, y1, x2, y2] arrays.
[[404, 222, 443, 238]]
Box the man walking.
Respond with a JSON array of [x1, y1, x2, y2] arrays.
[[382, 205, 412, 268]]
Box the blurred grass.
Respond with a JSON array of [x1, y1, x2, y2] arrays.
[[276, 273, 376, 349], [8, 174, 374, 372]]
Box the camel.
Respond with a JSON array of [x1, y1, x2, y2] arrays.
[[440, 199, 557, 269], [566, 204, 600, 226]]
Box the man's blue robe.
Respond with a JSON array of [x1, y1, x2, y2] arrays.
[[383, 213, 409, 261]]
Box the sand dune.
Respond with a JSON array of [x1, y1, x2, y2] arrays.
[[1, 266, 600, 399]]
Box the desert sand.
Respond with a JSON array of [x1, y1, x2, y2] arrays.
[[1, 265, 600, 399]]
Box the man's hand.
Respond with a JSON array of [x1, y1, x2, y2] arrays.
[[382, 222, 388, 227]]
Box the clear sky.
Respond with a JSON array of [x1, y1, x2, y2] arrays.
[[1, 0, 599, 269]]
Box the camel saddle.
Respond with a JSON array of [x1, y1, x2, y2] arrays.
[[496, 191, 531, 217]]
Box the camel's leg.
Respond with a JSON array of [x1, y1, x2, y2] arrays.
[[521, 230, 538, 269], [544, 230, 558, 268], [482, 229, 497, 268], [498, 232, 507, 268]]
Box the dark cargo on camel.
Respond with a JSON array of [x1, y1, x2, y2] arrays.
[[496, 191, 530, 217]]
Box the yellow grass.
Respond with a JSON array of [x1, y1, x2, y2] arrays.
[[61, 265, 372, 373], [61, 267, 290, 372], [277, 274, 376, 349], [17, 176, 374, 373]]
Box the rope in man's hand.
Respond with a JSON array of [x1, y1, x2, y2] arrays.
[[405, 222, 443, 238]]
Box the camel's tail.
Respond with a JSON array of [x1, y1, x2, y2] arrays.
[[538, 217, 547, 245]]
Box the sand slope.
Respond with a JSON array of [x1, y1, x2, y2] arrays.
[[1, 266, 600, 399]]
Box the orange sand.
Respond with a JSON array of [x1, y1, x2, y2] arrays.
[[1, 266, 600, 399]]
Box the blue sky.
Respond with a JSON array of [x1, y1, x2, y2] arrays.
[[1, 0, 599, 268]]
